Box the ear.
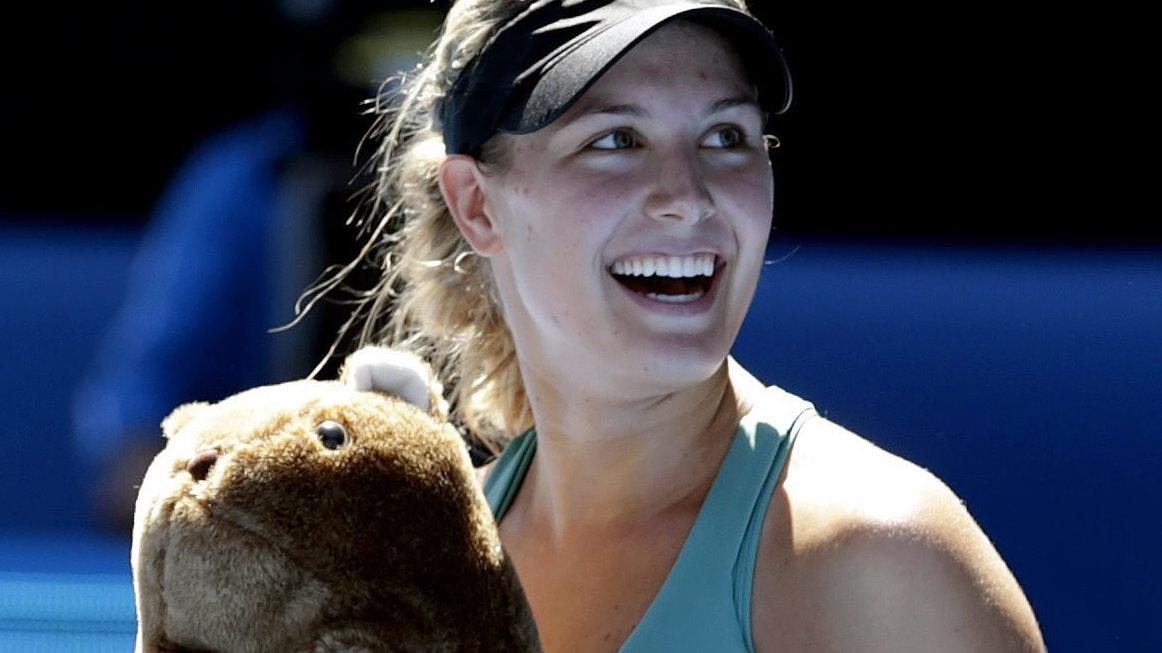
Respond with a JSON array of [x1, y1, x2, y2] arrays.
[[342, 346, 449, 419], [161, 402, 209, 440], [438, 154, 502, 256]]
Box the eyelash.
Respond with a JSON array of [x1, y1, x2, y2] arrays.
[[588, 128, 638, 150], [586, 125, 750, 151]]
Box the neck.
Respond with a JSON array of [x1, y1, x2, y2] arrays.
[[513, 358, 764, 542]]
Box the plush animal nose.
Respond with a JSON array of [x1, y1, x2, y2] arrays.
[[187, 449, 219, 481]]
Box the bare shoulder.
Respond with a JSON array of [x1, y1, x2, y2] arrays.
[[752, 415, 1046, 653]]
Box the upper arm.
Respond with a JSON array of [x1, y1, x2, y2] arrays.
[[811, 510, 1047, 652], [752, 417, 1046, 652]]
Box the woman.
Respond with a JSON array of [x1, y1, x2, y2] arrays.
[[328, 0, 1047, 650]]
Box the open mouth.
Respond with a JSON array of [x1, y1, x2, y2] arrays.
[[609, 254, 717, 303]]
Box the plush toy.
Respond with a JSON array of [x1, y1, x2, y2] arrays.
[[131, 347, 540, 652]]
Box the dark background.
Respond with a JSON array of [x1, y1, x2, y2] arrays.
[[0, 3, 1156, 652], [0, 1, 1150, 244]]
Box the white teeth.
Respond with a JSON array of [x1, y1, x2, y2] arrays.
[[610, 254, 715, 278], [647, 291, 703, 303]]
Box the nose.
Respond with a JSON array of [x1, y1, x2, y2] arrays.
[[187, 449, 219, 481], [643, 146, 714, 223]]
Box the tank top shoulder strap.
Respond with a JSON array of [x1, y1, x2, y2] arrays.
[[484, 429, 537, 520], [621, 385, 817, 652], [731, 386, 817, 648]]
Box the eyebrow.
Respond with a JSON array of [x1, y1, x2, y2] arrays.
[[574, 103, 647, 119], [568, 95, 761, 123], [710, 97, 763, 113]]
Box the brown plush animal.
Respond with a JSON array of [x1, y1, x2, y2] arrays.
[[131, 347, 540, 652]]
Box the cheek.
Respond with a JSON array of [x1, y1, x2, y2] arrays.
[[510, 173, 626, 248], [719, 164, 775, 232], [489, 192, 595, 294]]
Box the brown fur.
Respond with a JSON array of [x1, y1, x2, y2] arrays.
[[131, 376, 540, 652]]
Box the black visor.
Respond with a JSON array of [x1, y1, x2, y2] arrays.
[[437, 0, 792, 156]]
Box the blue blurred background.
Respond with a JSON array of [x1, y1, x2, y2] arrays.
[[0, 1, 1155, 651]]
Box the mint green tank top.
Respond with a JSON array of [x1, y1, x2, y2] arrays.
[[483, 385, 817, 652]]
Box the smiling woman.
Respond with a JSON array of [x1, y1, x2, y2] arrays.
[[438, 20, 775, 409], [304, 1, 1049, 652]]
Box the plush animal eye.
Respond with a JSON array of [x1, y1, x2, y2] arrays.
[[315, 420, 348, 450]]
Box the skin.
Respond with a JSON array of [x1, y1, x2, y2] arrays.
[[439, 21, 1046, 653]]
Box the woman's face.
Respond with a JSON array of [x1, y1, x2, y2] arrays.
[[465, 21, 775, 398]]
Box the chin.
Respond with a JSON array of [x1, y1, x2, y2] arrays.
[[630, 335, 733, 389]]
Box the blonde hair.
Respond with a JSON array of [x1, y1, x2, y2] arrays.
[[299, 0, 532, 453], [303, 0, 756, 452]]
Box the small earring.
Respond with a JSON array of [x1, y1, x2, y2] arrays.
[[452, 250, 475, 273]]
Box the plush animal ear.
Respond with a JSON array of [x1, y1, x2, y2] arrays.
[[161, 401, 209, 440], [342, 347, 448, 418]]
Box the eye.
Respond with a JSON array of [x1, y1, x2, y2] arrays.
[[589, 128, 638, 150], [315, 420, 348, 450], [703, 125, 745, 148]]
